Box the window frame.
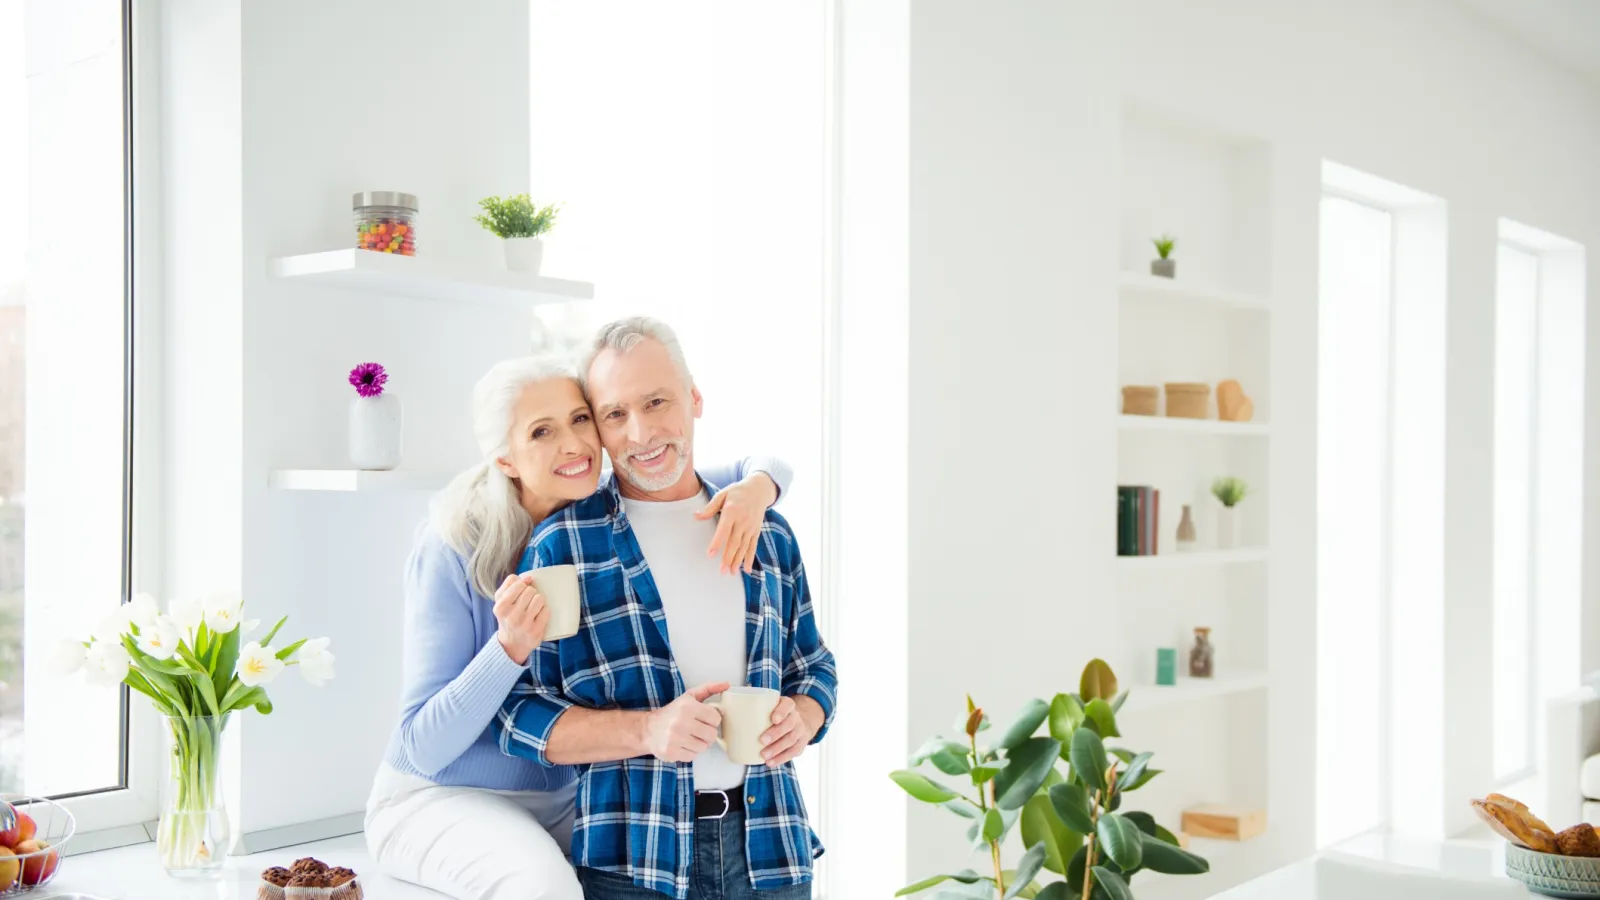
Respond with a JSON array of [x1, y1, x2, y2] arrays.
[[1491, 239, 1544, 787], [37, 0, 163, 840]]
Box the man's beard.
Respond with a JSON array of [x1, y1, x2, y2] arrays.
[[615, 437, 690, 492]]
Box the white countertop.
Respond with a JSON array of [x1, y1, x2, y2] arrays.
[[31, 834, 443, 900], [1214, 834, 1533, 900]]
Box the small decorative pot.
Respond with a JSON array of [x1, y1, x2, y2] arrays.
[[504, 237, 545, 274], [349, 394, 402, 470], [1151, 258, 1176, 278], [1216, 506, 1240, 549]]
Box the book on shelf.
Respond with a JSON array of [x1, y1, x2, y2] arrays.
[[1116, 485, 1160, 556]]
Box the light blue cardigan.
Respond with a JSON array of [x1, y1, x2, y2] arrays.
[[379, 457, 793, 790]]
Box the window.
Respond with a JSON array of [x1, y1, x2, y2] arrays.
[[3, 0, 140, 813], [527, 0, 830, 852], [1316, 193, 1394, 847], [1492, 243, 1539, 782]]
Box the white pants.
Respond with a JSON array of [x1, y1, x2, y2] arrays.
[[364, 764, 583, 900]]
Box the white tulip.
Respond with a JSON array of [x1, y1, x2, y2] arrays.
[[169, 597, 205, 633], [236, 641, 284, 686], [126, 592, 161, 630], [92, 608, 133, 644], [47, 639, 88, 675], [84, 640, 132, 687], [136, 615, 183, 661], [205, 595, 244, 634], [240, 618, 261, 638], [295, 637, 336, 687]]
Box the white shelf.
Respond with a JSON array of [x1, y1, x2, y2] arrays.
[[268, 469, 452, 492], [1118, 271, 1269, 312], [1118, 414, 1271, 436], [1118, 672, 1269, 714], [271, 249, 595, 309], [1117, 547, 1268, 569]]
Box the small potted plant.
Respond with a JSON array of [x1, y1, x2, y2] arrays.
[[474, 193, 560, 274], [348, 362, 401, 471], [1150, 234, 1176, 278], [1210, 476, 1250, 549]]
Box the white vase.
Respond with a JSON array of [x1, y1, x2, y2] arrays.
[[349, 393, 402, 470], [1216, 506, 1240, 549], [503, 237, 545, 274]]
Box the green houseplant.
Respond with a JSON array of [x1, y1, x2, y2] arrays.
[[1210, 477, 1250, 550], [1150, 235, 1176, 279], [474, 193, 560, 274], [891, 659, 1208, 900]]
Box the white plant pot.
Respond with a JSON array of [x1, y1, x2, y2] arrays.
[[1216, 506, 1240, 550], [349, 393, 403, 470], [503, 237, 545, 274]]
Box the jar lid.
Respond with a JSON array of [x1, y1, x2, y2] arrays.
[[352, 191, 418, 211]]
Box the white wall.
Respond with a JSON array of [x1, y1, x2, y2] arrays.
[[901, 0, 1600, 887]]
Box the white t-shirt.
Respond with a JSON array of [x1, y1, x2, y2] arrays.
[[622, 493, 750, 791]]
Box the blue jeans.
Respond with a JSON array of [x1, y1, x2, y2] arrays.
[[576, 808, 811, 900]]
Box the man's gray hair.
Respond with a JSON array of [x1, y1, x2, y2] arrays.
[[580, 315, 694, 392]]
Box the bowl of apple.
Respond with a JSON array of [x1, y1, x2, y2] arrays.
[[0, 796, 72, 893]]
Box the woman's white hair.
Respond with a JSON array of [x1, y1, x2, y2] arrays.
[[579, 315, 694, 392], [431, 355, 576, 599]]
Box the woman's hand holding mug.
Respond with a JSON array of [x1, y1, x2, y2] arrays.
[[493, 573, 550, 665]]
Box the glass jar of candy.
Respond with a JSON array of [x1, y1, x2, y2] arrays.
[[353, 191, 417, 255]]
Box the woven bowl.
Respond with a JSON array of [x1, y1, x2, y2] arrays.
[[1121, 385, 1159, 416], [1506, 843, 1600, 898]]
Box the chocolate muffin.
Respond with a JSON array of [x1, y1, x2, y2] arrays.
[[291, 857, 329, 876], [328, 867, 363, 900], [259, 866, 293, 900]]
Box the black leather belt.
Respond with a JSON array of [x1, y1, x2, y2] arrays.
[[695, 786, 743, 819]]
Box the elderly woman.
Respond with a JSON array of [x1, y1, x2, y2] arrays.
[[365, 356, 792, 900]]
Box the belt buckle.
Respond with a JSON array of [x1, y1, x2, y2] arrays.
[[701, 789, 731, 820]]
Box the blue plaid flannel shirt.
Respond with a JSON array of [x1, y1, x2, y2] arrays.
[[494, 472, 838, 899]]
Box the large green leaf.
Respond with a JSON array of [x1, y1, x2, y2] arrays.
[[969, 805, 1021, 848], [1048, 782, 1095, 833], [1005, 842, 1048, 899], [1000, 871, 1042, 900], [1069, 727, 1109, 793], [913, 737, 971, 765], [1126, 768, 1163, 791], [1083, 698, 1120, 738], [895, 870, 984, 896], [1036, 885, 1074, 900], [1110, 690, 1128, 713], [1066, 844, 1088, 891], [1116, 752, 1152, 791], [982, 808, 1004, 842], [998, 699, 1050, 751], [971, 763, 1007, 785], [1153, 823, 1180, 846], [930, 750, 972, 776], [1138, 832, 1210, 874], [1107, 748, 1136, 764], [1120, 810, 1158, 836], [942, 799, 980, 819], [212, 626, 241, 706], [1090, 866, 1134, 900], [1048, 693, 1085, 744], [1079, 659, 1118, 702], [1097, 813, 1144, 871], [994, 737, 1061, 810], [273, 637, 308, 662], [1021, 794, 1082, 874], [890, 770, 961, 804]]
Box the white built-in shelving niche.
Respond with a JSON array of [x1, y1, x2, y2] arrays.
[[1113, 96, 1277, 900]]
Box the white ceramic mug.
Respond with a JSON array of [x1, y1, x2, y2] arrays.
[[706, 686, 781, 765], [529, 565, 581, 640]]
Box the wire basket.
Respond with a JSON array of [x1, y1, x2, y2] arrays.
[[1, 795, 74, 893]]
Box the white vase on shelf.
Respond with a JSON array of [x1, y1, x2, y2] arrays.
[[503, 237, 545, 274], [1216, 505, 1240, 550], [349, 393, 402, 470]]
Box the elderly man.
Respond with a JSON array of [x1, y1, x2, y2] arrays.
[[495, 316, 837, 900]]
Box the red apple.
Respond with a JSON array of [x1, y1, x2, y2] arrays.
[[13, 811, 35, 846], [0, 847, 17, 890], [0, 802, 17, 846], [15, 839, 57, 885]]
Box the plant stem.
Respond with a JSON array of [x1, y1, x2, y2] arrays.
[[1082, 790, 1101, 900], [988, 781, 1005, 900]]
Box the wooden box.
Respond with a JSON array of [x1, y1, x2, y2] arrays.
[[1180, 805, 1266, 841]]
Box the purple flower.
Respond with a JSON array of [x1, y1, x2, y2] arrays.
[[348, 362, 388, 398]]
